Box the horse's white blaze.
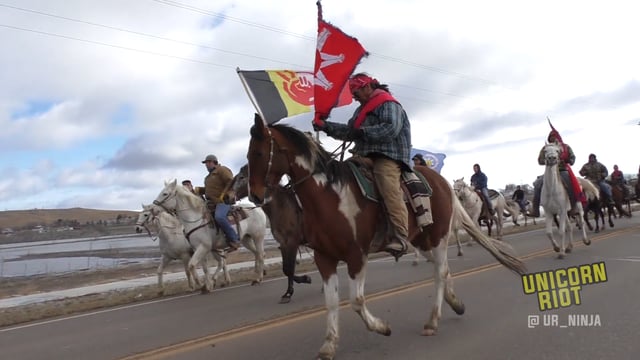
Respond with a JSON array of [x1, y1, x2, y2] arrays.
[[335, 184, 361, 241]]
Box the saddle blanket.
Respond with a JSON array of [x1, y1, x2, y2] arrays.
[[347, 161, 433, 228]]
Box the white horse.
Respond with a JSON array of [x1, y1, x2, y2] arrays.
[[152, 179, 267, 292], [453, 178, 519, 240], [135, 204, 230, 293], [506, 199, 536, 226], [541, 143, 590, 258]]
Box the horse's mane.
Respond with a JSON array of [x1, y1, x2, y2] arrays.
[[251, 123, 352, 185], [175, 182, 207, 211]]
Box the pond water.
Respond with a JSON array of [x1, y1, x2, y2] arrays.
[[0, 232, 276, 278]]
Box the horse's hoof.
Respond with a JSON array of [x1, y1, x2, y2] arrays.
[[421, 326, 437, 336], [584, 240, 591, 246], [558, 253, 565, 259], [279, 296, 292, 304], [553, 246, 560, 252], [451, 301, 465, 315], [200, 287, 211, 294], [457, 252, 463, 256], [565, 248, 572, 254], [251, 280, 261, 286]]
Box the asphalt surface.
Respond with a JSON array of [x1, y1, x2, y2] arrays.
[[1, 215, 638, 360]]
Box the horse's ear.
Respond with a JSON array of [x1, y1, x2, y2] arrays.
[[254, 113, 267, 128], [170, 179, 177, 187]]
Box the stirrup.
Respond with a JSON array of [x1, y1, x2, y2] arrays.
[[226, 241, 240, 252], [384, 239, 408, 262]]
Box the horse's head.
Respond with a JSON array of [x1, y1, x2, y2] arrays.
[[543, 142, 561, 166], [135, 203, 153, 233], [452, 177, 466, 195], [152, 179, 179, 213], [232, 164, 250, 200], [247, 114, 328, 204]]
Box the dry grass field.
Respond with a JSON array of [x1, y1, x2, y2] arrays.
[[0, 207, 139, 229]]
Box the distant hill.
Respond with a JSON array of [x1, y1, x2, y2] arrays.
[[0, 208, 140, 229]]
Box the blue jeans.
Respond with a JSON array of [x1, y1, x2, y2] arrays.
[[597, 180, 613, 201], [479, 188, 494, 212], [214, 203, 239, 243]]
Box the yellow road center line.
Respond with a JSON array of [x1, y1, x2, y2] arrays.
[[119, 225, 638, 360]]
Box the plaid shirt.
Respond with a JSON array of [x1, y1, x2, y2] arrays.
[[326, 100, 412, 169]]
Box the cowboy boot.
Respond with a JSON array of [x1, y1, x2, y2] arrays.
[[385, 235, 408, 261]]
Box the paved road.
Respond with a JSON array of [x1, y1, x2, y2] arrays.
[[1, 216, 639, 360]]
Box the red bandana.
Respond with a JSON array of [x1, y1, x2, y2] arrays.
[[353, 89, 399, 129]]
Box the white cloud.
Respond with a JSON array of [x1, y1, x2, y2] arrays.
[[1, 0, 639, 211]]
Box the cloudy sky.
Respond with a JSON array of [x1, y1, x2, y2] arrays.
[[1, 0, 639, 211]]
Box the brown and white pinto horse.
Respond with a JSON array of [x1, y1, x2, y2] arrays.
[[246, 115, 526, 360]]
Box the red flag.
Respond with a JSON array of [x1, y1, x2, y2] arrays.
[[547, 117, 586, 204], [313, 1, 368, 125]]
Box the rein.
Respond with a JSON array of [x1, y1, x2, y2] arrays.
[[153, 188, 212, 242]]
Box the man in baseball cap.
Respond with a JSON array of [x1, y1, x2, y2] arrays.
[[194, 154, 240, 251]]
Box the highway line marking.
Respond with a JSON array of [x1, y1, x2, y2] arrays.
[[118, 225, 639, 360]]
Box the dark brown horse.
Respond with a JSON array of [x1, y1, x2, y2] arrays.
[[246, 115, 526, 360], [610, 184, 632, 218], [231, 164, 312, 303]]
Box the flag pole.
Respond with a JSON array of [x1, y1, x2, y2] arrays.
[[236, 67, 268, 125]]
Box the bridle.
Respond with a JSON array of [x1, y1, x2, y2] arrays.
[[136, 208, 158, 241], [153, 186, 211, 240], [256, 127, 318, 201]]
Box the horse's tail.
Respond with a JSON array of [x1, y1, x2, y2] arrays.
[[578, 177, 599, 201], [503, 199, 521, 217], [451, 190, 527, 275]]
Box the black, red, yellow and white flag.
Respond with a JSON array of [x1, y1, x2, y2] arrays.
[[313, 1, 368, 125], [237, 69, 351, 125]]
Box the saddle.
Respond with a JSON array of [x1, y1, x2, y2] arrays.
[[209, 205, 248, 237], [474, 189, 499, 218], [346, 157, 434, 228]]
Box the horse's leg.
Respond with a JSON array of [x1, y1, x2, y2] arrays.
[[242, 233, 265, 285], [565, 210, 576, 253], [607, 205, 615, 227], [157, 255, 170, 294], [412, 247, 420, 266], [557, 214, 567, 258], [280, 245, 304, 303], [577, 208, 590, 246], [190, 245, 213, 293], [183, 255, 201, 289], [583, 211, 594, 232], [455, 228, 463, 256], [348, 260, 390, 336], [546, 213, 560, 253], [441, 235, 465, 316], [314, 252, 343, 360], [424, 240, 462, 335]]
